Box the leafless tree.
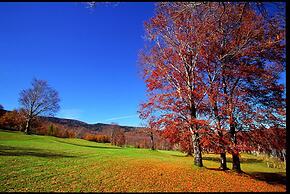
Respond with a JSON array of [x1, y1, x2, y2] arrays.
[[111, 123, 126, 147], [140, 121, 157, 150], [19, 78, 60, 134]]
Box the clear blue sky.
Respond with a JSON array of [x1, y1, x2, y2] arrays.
[[0, 2, 285, 127], [0, 2, 155, 127]]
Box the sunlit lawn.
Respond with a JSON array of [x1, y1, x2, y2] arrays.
[[0, 129, 286, 192]]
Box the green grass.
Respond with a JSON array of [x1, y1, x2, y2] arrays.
[[0, 129, 286, 192]]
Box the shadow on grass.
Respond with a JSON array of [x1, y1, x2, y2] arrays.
[[54, 139, 121, 150], [170, 154, 263, 163], [202, 156, 263, 164], [204, 167, 231, 172], [0, 129, 20, 133], [246, 172, 286, 185], [204, 166, 286, 186], [0, 145, 76, 158], [170, 154, 193, 157]]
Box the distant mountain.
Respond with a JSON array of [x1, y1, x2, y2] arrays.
[[0, 109, 143, 133], [41, 116, 142, 132]]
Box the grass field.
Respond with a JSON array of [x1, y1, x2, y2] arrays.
[[0, 129, 286, 192]]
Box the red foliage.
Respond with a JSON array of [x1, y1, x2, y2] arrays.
[[0, 109, 26, 131], [237, 126, 286, 160], [139, 2, 285, 169], [111, 127, 126, 147], [83, 133, 110, 143]]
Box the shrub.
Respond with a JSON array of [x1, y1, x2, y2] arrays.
[[95, 135, 110, 143], [0, 110, 26, 131], [111, 128, 126, 147], [83, 133, 110, 143], [83, 133, 95, 141]]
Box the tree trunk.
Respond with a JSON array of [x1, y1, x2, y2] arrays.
[[218, 131, 228, 170], [232, 152, 241, 172], [186, 148, 193, 157], [24, 118, 32, 135], [192, 132, 203, 167], [190, 104, 202, 167], [185, 139, 193, 156], [220, 152, 229, 170], [213, 102, 228, 170], [230, 122, 241, 172], [282, 149, 286, 163], [150, 132, 155, 150]]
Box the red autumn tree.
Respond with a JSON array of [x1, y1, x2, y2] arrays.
[[182, 2, 285, 171], [139, 2, 285, 170], [139, 2, 219, 167], [162, 126, 193, 156], [0, 109, 26, 131], [204, 3, 285, 172], [141, 126, 157, 151], [110, 124, 126, 147]]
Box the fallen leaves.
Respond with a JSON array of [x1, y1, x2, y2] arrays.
[[0, 130, 286, 192]]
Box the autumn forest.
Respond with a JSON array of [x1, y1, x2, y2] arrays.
[[0, 2, 286, 192]]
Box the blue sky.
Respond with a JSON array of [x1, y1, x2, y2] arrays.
[[0, 2, 155, 126], [0, 2, 285, 127]]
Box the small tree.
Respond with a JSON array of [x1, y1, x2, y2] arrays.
[[142, 128, 156, 150], [0, 109, 26, 131], [111, 127, 126, 147], [48, 124, 55, 136], [141, 120, 158, 150], [19, 78, 60, 134]]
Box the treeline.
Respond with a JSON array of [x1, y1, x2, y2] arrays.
[[0, 109, 173, 149], [0, 109, 112, 143], [0, 107, 286, 168]]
